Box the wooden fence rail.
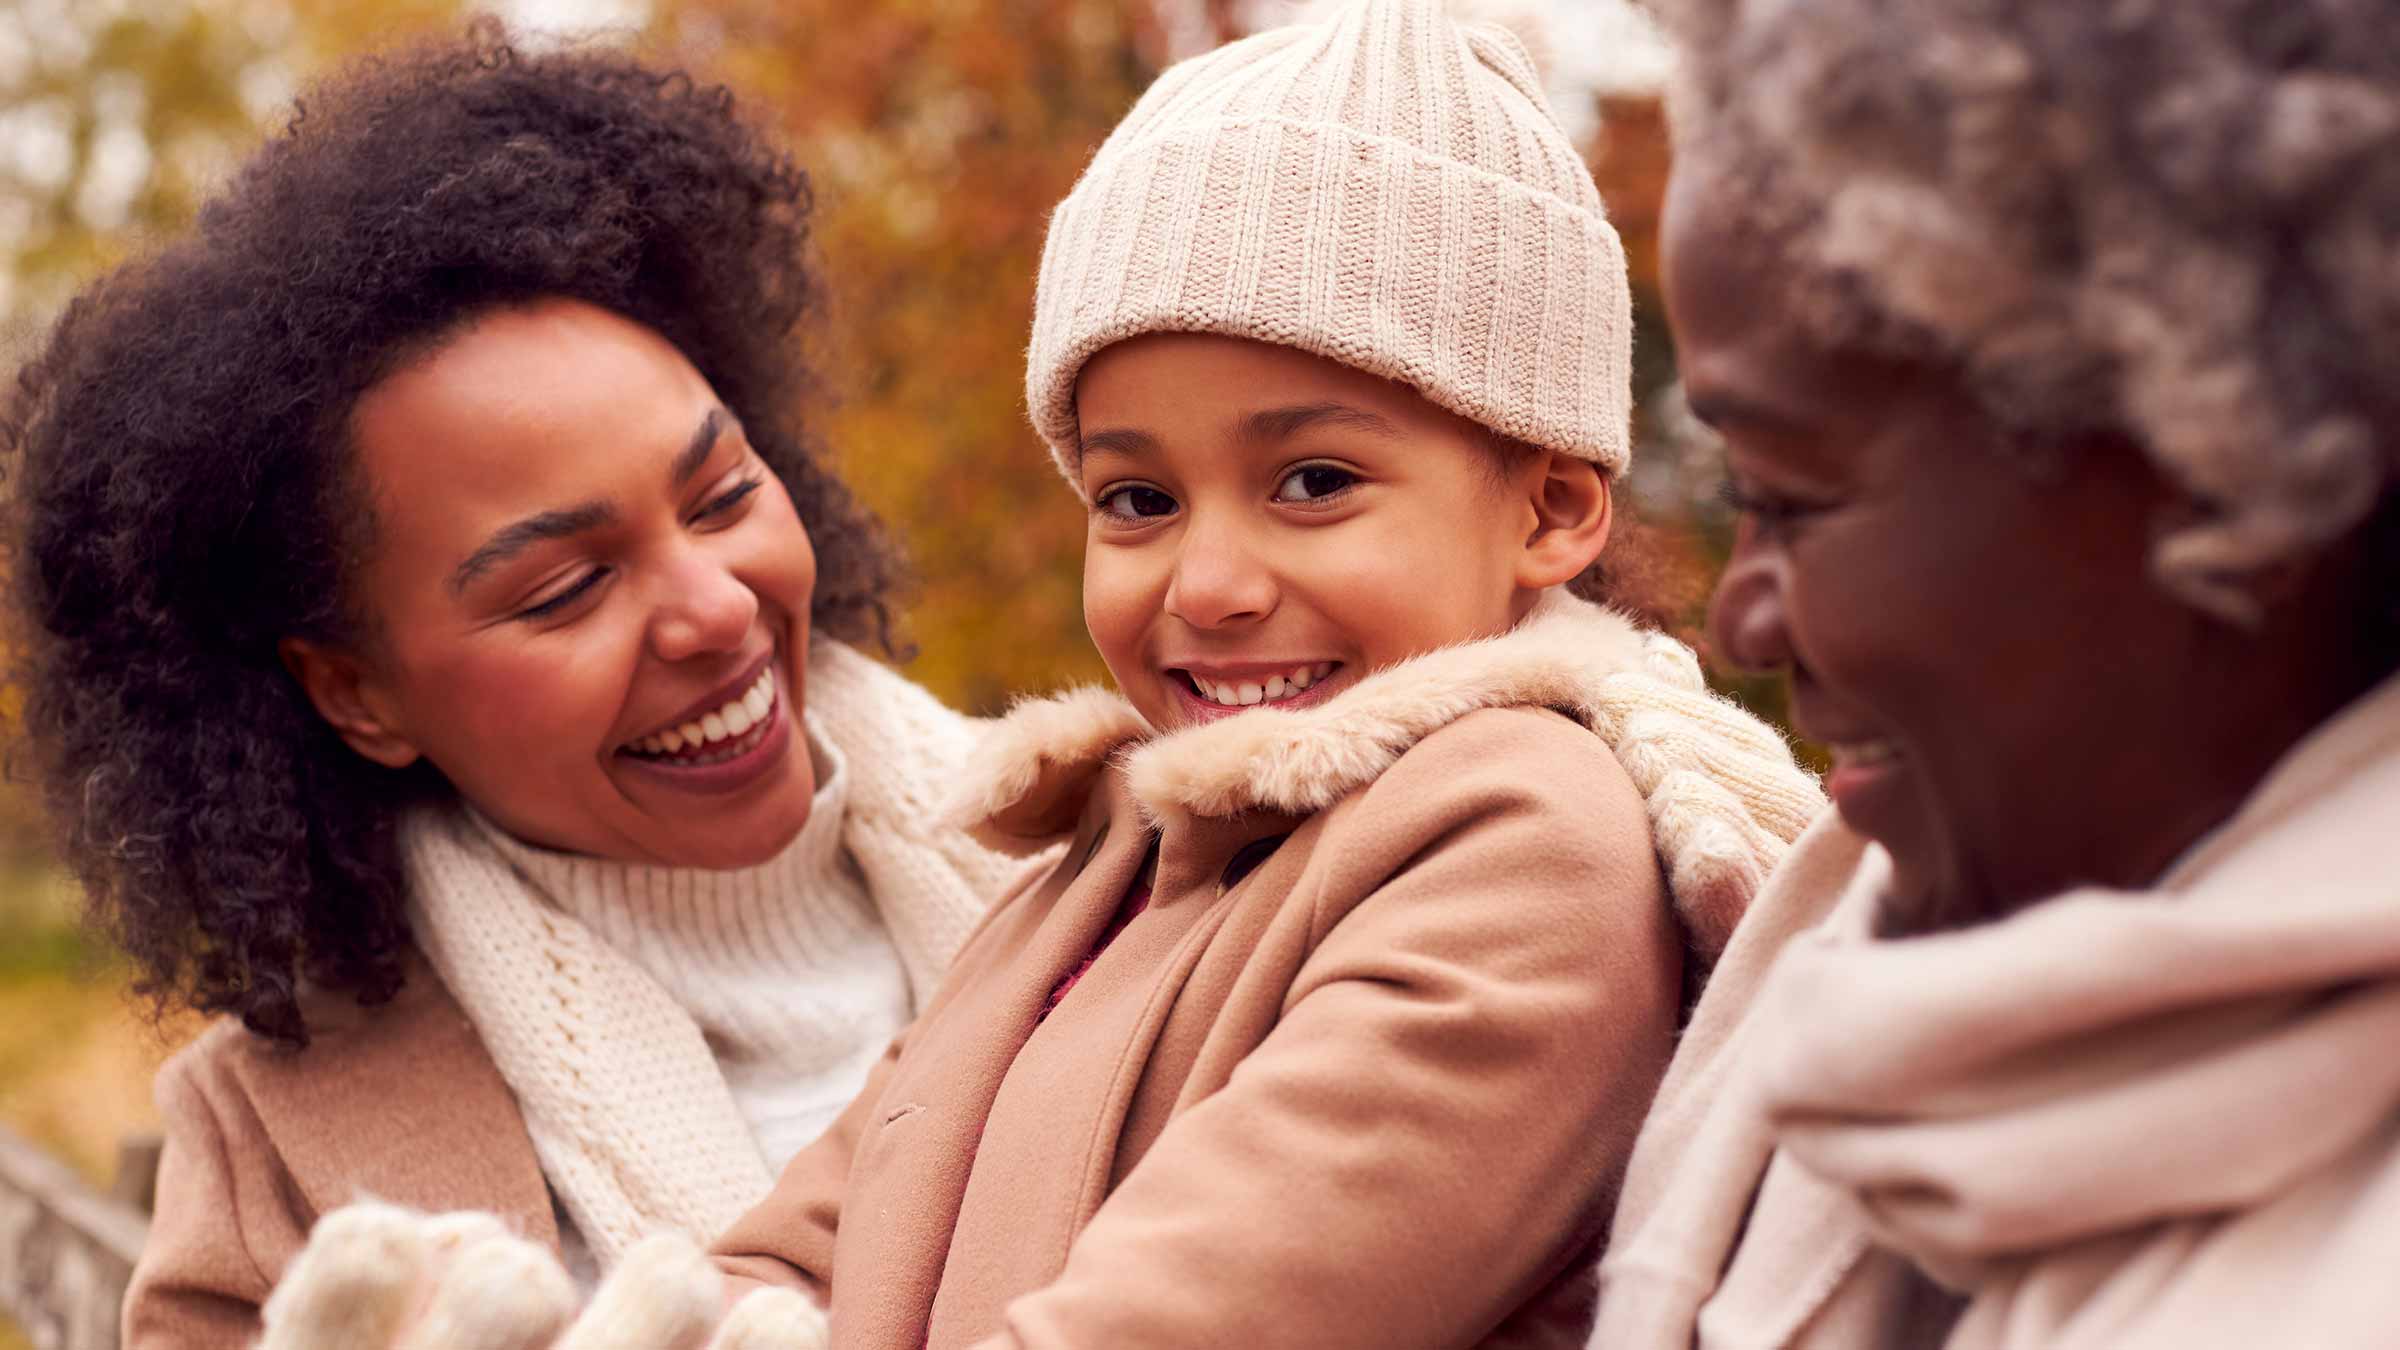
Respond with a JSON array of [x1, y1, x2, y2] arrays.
[[0, 1127, 152, 1350]]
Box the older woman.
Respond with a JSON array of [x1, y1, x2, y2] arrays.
[[2, 30, 1036, 1350], [1595, 1, 2400, 1347]]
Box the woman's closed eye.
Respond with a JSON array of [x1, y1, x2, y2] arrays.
[[1095, 483, 1179, 521], [693, 474, 763, 524], [1271, 462, 1360, 507], [515, 567, 610, 623]]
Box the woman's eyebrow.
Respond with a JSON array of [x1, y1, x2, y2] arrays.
[[449, 501, 617, 595], [669, 407, 730, 488], [449, 407, 730, 597]]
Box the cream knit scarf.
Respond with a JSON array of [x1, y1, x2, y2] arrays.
[[1597, 669, 2400, 1349], [400, 641, 1031, 1267]]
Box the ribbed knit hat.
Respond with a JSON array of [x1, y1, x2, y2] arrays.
[[1027, 0, 1633, 487]]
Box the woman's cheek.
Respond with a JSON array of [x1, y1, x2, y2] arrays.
[[460, 634, 628, 762]]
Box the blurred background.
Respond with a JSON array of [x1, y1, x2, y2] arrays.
[[0, 1, 1778, 1342]]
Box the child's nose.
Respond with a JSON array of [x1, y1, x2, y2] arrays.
[[1162, 519, 1276, 630]]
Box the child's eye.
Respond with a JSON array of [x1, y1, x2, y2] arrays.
[[1271, 464, 1359, 505], [1096, 484, 1179, 520]]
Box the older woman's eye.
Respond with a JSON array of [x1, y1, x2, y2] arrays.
[[1096, 484, 1178, 520], [1271, 464, 1359, 504], [1715, 477, 1816, 526]]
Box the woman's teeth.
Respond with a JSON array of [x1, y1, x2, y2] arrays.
[[1188, 663, 1336, 709], [1830, 739, 1898, 767], [626, 668, 776, 762]]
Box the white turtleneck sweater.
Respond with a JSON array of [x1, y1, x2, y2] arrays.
[[480, 723, 914, 1177], [401, 639, 1038, 1274]]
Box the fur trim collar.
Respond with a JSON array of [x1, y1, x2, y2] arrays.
[[950, 591, 1823, 958], [955, 590, 1657, 838]]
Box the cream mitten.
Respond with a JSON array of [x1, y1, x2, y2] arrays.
[[256, 1202, 827, 1350]]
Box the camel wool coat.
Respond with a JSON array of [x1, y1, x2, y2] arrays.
[[715, 599, 1824, 1350]]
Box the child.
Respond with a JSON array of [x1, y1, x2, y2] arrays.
[[708, 1, 1820, 1345], [248, 2, 1820, 1346]]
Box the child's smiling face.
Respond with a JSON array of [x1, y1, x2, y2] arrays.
[[1073, 333, 1611, 732]]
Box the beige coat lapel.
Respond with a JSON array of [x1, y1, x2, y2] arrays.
[[829, 790, 1168, 1350], [932, 784, 1296, 1346], [235, 957, 556, 1245]]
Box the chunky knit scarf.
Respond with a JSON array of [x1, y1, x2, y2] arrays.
[[402, 641, 1034, 1267]]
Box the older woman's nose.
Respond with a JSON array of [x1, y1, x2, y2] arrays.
[[1708, 551, 1794, 675], [1163, 517, 1277, 631], [650, 552, 760, 662]]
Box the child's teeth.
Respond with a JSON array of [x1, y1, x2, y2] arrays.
[[1184, 665, 1346, 708]]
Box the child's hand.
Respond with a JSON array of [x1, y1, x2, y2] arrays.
[[254, 1201, 826, 1350]]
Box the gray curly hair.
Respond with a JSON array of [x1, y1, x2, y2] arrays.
[[1656, 0, 2400, 629]]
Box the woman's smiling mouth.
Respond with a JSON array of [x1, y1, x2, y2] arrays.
[[613, 654, 798, 796], [622, 665, 779, 763]]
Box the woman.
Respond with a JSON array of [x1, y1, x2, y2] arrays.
[[1, 29, 1033, 1349], [1595, 1, 2400, 1347]]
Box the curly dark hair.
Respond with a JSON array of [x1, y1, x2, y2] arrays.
[[1, 24, 906, 1048]]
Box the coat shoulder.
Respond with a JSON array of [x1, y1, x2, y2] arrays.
[[158, 952, 554, 1243], [1343, 704, 1653, 854], [161, 951, 456, 1102], [1300, 705, 1670, 957]]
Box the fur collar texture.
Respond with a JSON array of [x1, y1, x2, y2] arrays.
[[951, 592, 1822, 956]]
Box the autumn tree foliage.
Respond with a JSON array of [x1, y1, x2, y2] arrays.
[[644, 0, 1180, 710], [644, 1, 1719, 711], [3, 0, 1710, 720]]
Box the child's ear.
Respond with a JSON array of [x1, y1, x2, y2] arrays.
[[277, 637, 424, 769], [1517, 454, 1612, 589]]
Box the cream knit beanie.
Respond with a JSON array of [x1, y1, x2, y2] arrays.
[[1027, 0, 1632, 486]]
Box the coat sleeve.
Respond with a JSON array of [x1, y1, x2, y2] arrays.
[[980, 711, 1682, 1350], [122, 1047, 292, 1350]]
